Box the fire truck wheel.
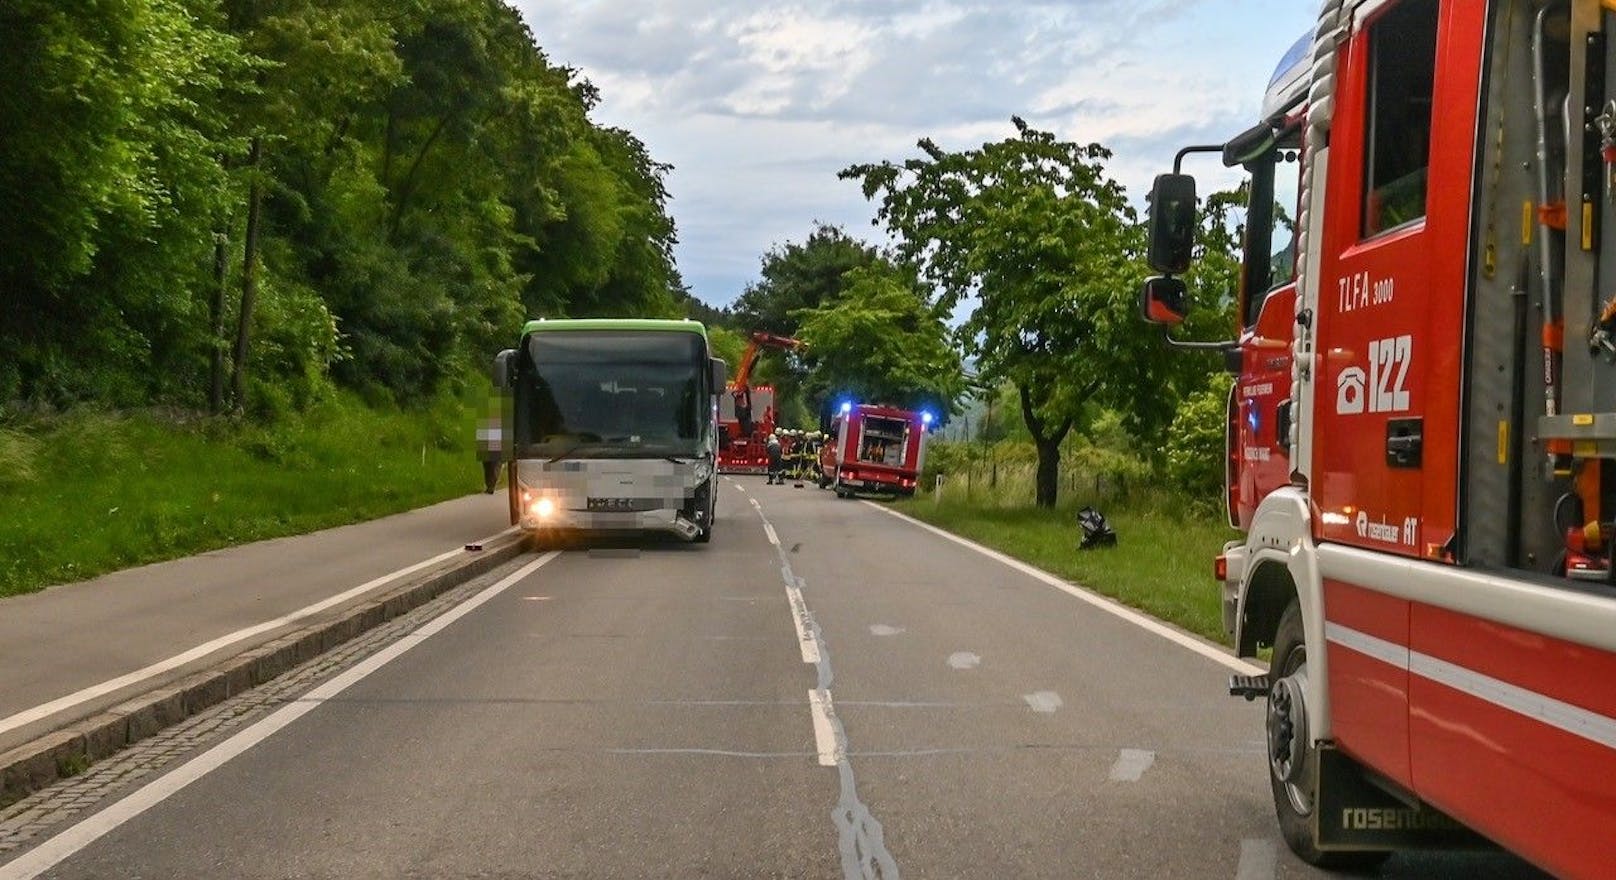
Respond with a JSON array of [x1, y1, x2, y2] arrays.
[[1268, 600, 1389, 869]]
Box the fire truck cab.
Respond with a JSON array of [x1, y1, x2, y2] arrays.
[[818, 402, 931, 498], [1144, 1, 1616, 876]]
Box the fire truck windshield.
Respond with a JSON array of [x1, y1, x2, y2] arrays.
[[519, 331, 705, 458]]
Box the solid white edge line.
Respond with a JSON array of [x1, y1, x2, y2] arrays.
[[0, 527, 516, 739], [808, 688, 840, 767], [0, 551, 559, 880], [861, 502, 1264, 676], [1326, 621, 1616, 751]]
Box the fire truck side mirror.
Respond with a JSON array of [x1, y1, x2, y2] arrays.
[[492, 348, 517, 388], [1145, 173, 1198, 275], [709, 357, 727, 396], [1140, 276, 1188, 326]]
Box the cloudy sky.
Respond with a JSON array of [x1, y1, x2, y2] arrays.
[[511, 1, 1318, 308]]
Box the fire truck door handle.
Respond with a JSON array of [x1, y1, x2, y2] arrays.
[[1276, 400, 1293, 453], [1385, 418, 1424, 469]]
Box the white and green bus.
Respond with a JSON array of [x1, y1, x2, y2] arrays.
[[485, 319, 726, 543]]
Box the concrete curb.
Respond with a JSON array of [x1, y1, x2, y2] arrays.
[[0, 533, 528, 807]]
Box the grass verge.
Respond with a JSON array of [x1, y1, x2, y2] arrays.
[[0, 391, 485, 598], [892, 489, 1238, 643]]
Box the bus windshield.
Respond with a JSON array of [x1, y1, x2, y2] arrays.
[[520, 331, 705, 458]]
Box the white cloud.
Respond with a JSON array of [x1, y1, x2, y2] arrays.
[[511, 0, 1318, 307]]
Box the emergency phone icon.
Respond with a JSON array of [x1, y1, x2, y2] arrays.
[[1333, 335, 1412, 416], [1336, 366, 1367, 415]]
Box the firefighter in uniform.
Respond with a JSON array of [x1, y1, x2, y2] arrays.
[[766, 433, 784, 484]]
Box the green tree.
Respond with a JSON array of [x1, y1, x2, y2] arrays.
[[792, 262, 964, 420], [732, 223, 883, 336], [1, 0, 253, 405], [842, 118, 1142, 507], [1, 0, 684, 416]]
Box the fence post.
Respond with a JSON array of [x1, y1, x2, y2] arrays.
[[934, 474, 944, 506]]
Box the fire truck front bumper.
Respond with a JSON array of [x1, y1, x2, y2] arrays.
[[1218, 540, 1247, 639]]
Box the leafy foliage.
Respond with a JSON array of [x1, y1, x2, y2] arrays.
[[1, 0, 681, 414], [842, 118, 1146, 506], [792, 262, 965, 420], [732, 223, 884, 336], [1163, 377, 1233, 499]]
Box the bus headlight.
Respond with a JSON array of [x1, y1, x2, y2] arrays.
[[531, 497, 555, 518], [692, 459, 714, 483]]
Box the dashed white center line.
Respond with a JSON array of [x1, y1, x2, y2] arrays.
[[808, 688, 842, 767], [785, 584, 821, 663], [947, 651, 981, 670]]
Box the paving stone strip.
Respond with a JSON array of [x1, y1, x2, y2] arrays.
[[0, 535, 526, 814], [0, 555, 535, 855]]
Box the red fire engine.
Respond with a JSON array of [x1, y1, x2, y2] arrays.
[[718, 331, 803, 474], [818, 401, 931, 497], [1144, 2, 1616, 875]]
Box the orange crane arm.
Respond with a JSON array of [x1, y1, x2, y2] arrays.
[[730, 331, 805, 394], [727, 332, 804, 440]]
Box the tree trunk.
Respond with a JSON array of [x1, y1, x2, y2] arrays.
[[1018, 382, 1073, 509], [209, 228, 229, 413], [1034, 437, 1061, 508], [230, 137, 264, 410]]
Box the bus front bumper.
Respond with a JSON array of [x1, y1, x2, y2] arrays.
[[521, 505, 703, 540]]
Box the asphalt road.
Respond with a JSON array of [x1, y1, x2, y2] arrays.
[[0, 494, 509, 754], [2, 479, 1548, 879]]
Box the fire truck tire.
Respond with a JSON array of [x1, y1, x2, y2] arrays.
[[1268, 600, 1390, 870]]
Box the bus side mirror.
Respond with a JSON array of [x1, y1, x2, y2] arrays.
[[1146, 173, 1198, 274], [493, 349, 517, 388], [1140, 276, 1188, 326], [710, 357, 727, 395]]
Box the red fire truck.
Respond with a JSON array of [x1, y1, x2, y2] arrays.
[[818, 401, 931, 497], [718, 331, 803, 473], [1143, 2, 1616, 875]]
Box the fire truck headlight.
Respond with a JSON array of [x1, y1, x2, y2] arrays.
[[531, 497, 555, 519]]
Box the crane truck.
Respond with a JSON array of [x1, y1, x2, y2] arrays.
[[1143, 1, 1616, 875], [718, 331, 804, 473]]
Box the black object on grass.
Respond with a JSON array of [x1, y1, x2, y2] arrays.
[[1076, 506, 1117, 550]]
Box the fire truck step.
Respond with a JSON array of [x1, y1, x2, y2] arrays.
[[1228, 674, 1270, 701]]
